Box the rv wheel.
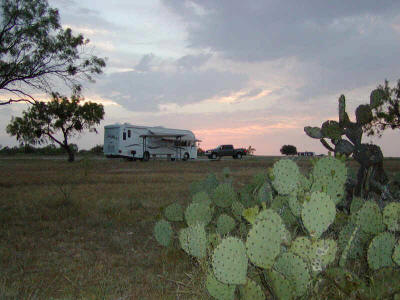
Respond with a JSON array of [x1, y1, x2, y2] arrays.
[[236, 153, 242, 159], [211, 153, 217, 159], [183, 153, 190, 161], [143, 151, 150, 162]]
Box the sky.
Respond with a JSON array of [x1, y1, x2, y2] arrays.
[[1, 0, 400, 156]]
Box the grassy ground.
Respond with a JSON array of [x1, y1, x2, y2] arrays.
[[0, 155, 399, 299]]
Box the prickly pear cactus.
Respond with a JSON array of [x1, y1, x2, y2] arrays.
[[179, 222, 207, 259], [301, 191, 336, 239], [216, 214, 236, 236], [356, 201, 385, 234], [192, 191, 212, 206], [382, 202, 400, 232], [266, 269, 294, 300], [164, 202, 183, 222], [154, 219, 173, 247], [205, 272, 236, 300], [274, 252, 311, 297], [271, 159, 301, 195], [367, 231, 396, 270], [212, 183, 236, 208], [231, 200, 245, 221], [212, 237, 248, 285], [240, 278, 265, 300], [184, 201, 213, 226], [304, 126, 323, 139], [246, 210, 285, 269], [393, 241, 400, 266]]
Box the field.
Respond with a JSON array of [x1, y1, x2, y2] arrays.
[[0, 155, 399, 299]]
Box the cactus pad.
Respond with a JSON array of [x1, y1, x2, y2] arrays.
[[370, 88, 385, 108], [312, 156, 347, 186], [383, 202, 400, 232], [338, 222, 370, 260], [355, 104, 373, 125], [272, 159, 301, 195], [311, 177, 345, 205], [212, 237, 248, 285], [179, 223, 207, 259], [217, 214, 236, 236], [266, 270, 294, 300], [257, 182, 273, 204], [304, 126, 323, 139], [246, 212, 285, 269], [154, 219, 173, 247], [164, 202, 183, 222], [301, 191, 336, 238], [393, 241, 400, 266], [290, 236, 311, 261], [212, 183, 236, 208], [185, 201, 213, 226], [231, 200, 245, 221], [309, 239, 338, 273], [367, 232, 396, 270], [287, 192, 302, 217], [274, 252, 310, 297], [205, 272, 236, 300], [240, 278, 265, 300], [192, 191, 212, 206], [242, 206, 259, 224], [356, 201, 385, 234], [321, 120, 344, 139]]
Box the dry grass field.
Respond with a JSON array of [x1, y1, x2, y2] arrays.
[[0, 155, 399, 299]]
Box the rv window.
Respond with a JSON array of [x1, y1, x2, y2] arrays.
[[128, 130, 131, 138], [123, 132, 126, 140]]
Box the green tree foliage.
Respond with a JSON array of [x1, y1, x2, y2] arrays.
[[280, 144, 297, 155], [364, 79, 400, 137], [0, 0, 106, 105], [6, 93, 104, 162]]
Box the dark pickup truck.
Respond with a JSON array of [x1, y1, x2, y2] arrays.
[[205, 145, 247, 159]]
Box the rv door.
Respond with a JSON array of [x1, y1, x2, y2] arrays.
[[104, 127, 120, 155]]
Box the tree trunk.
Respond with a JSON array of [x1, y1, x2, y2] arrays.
[[66, 147, 75, 162]]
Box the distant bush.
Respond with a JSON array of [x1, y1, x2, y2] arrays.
[[280, 144, 297, 155]]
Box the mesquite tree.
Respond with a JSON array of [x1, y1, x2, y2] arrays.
[[0, 0, 106, 105], [7, 93, 104, 162]]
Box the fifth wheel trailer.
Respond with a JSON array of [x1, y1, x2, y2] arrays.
[[103, 123, 200, 161]]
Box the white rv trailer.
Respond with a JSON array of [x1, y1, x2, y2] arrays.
[[103, 123, 199, 161]]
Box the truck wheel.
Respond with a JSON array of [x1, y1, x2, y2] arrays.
[[237, 153, 242, 159], [143, 151, 150, 162], [183, 152, 189, 161], [211, 153, 217, 159]]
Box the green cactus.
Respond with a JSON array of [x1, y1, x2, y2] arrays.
[[192, 191, 212, 206], [370, 88, 385, 109], [212, 183, 236, 208], [321, 120, 344, 139], [367, 231, 396, 270], [369, 267, 400, 299], [350, 196, 364, 215], [382, 202, 400, 232], [287, 192, 302, 217], [265, 269, 294, 300], [301, 191, 336, 239], [304, 126, 323, 139], [216, 214, 236, 236], [154, 219, 173, 247], [338, 222, 370, 261], [184, 201, 213, 226], [212, 237, 248, 285], [311, 177, 345, 205], [356, 201, 385, 234], [205, 272, 236, 300], [393, 241, 400, 266], [270, 195, 298, 227], [240, 278, 265, 300], [355, 104, 373, 125], [271, 159, 301, 195], [309, 239, 337, 274], [274, 252, 311, 297], [164, 202, 184, 222], [290, 236, 311, 261], [312, 156, 347, 185], [256, 182, 273, 204], [242, 206, 259, 224], [179, 222, 207, 259], [231, 200, 245, 221], [246, 211, 285, 269]]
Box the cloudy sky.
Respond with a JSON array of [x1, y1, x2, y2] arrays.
[[1, 0, 400, 156]]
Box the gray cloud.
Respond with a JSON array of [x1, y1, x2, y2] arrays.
[[176, 53, 212, 69], [134, 53, 156, 72], [96, 67, 248, 111]]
